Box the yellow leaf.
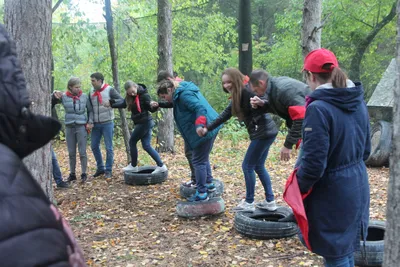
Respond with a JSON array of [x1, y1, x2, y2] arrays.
[[256, 241, 263, 247], [199, 251, 208, 255], [221, 226, 231, 232]]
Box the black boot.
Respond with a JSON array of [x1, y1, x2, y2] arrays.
[[93, 169, 105, 177], [67, 173, 77, 182], [81, 173, 87, 182]]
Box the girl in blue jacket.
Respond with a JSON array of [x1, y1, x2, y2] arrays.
[[297, 48, 371, 267], [204, 68, 278, 212], [156, 80, 221, 202]]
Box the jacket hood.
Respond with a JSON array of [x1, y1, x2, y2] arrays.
[[309, 82, 364, 112], [174, 81, 199, 100], [137, 83, 147, 94], [0, 24, 60, 158]]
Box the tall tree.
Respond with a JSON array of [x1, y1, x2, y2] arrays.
[[104, 0, 131, 162], [4, 0, 53, 197], [383, 1, 400, 265], [348, 1, 396, 81], [238, 0, 252, 75], [301, 0, 322, 58], [157, 0, 174, 152]]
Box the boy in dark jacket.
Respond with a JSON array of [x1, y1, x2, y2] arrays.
[[249, 70, 311, 161], [0, 24, 85, 266]]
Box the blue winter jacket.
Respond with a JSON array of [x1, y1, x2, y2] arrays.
[[172, 81, 221, 149], [296, 82, 371, 259]]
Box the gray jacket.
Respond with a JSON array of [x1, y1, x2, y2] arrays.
[[52, 93, 93, 126], [89, 85, 123, 123]]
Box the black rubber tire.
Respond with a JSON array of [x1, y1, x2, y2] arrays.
[[179, 179, 224, 198], [354, 220, 385, 267], [234, 206, 298, 240], [124, 166, 168, 185], [365, 121, 392, 167], [176, 197, 225, 218]]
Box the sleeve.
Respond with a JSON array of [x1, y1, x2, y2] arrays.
[[157, 101, 174, 108], [207, 102, 232, 131], [51, 93, 60, 109], [180, 91, 208, 128], [109, 88, 124, 101], [141, 92, 156, 113], [363, 116, 371, 161], [296, 105, 330, 193], [86, 98, 93, 124], [111, 98, 127, 109], [280, 91, 306, 149]]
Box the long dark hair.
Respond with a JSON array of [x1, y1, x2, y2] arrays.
[[221, 68, 245, 121], [124, 80, 138, 112]]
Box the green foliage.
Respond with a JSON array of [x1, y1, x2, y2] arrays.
[[218, 119, 248, 146]]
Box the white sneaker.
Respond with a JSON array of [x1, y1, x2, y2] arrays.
[[256, 200, 277, 211], [152, 164, 167, 174], [232, 199, 255, 212], [123, 164, 138, 172]]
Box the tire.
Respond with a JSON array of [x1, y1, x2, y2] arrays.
[[176, 197, 225, 218], [234, 206, 298, 240], [124, 166, 168, 185], [365, 121, 392, 167], [179, 179, 224, 198], [354, 220, 385, 267]]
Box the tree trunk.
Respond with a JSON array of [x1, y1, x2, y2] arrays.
[[104, 0, 131, 163], [157, 0, 174, 153], [301, 0, 322, 58], [238, 0, 252, 75], [4, 0, 53, 198], [349, 2, 396, 81], [383, 1, 400, 265]]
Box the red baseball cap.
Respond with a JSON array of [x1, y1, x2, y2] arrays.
[[302, 48, 339, 73]]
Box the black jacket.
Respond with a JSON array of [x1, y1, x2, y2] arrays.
[[207, 85, 278, 140], [111, 84, 157, 124], [260, 76, 311, 148]]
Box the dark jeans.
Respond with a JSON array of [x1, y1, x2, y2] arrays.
[[192, 136, 216, 193], [324, 255, 354, 267], [51, 148, 63, 185], [129, 120, 163, 167], [91, 121, 114, 172], [242, 136, 276, 203], [184, 141, 195, 182]]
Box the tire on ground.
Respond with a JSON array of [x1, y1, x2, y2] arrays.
[[179, 179, 224, 198], [365, 121, 392, 167], [354, 220, 385, 267], [234, 206, 298, 240], [124, 166, 168, 185], [176, 197, 225, 218]]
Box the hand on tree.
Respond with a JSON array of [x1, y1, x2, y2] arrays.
[[280, 146, 292, 161]]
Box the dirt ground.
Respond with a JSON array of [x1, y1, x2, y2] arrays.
[[53, 134, 389, 267]]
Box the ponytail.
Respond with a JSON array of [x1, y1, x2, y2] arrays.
[[331, 67, 348, 88]]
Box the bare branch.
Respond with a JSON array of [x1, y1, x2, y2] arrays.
[[52, 0, 64, 14]]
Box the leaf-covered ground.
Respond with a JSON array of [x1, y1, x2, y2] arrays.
[[53, 134, 389, 267]]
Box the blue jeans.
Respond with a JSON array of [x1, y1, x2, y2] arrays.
[[324, 255, 354, 267], [130, 120, 163, 167], [51, 148, 63, 185], [91, 121, 114, 172], [242, 136, 276, 203], [192, 136, 216, 193]]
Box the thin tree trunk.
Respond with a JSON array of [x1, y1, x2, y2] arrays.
[[301, 0, 322, 58], [157, 0, 174, 153], [104, 0, 131, 163], [4, 0, 53, 198], [238, 0, 252, 75], [382, 1, 400, 265], [349, 1, 396, 81]]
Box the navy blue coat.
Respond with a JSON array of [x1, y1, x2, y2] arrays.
[[296, 82, 371, 259]]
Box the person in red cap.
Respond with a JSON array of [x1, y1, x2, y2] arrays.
[[288, 48, 371, 267]]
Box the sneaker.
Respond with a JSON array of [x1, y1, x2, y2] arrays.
[[205, 182, 216, 192], [152, 164, 167, 174], [123, 163, 138, 172], [81, 173, 87, 183], [232, 199, 255, 212], [56, 181, 70, 189], [187, 191, 209, 202], [105, 171, 112, 179], [93, 169, 105, 177], [182, 180, 197, 188], [67, 173, 77, 182], [256, 200, 277, 211]]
